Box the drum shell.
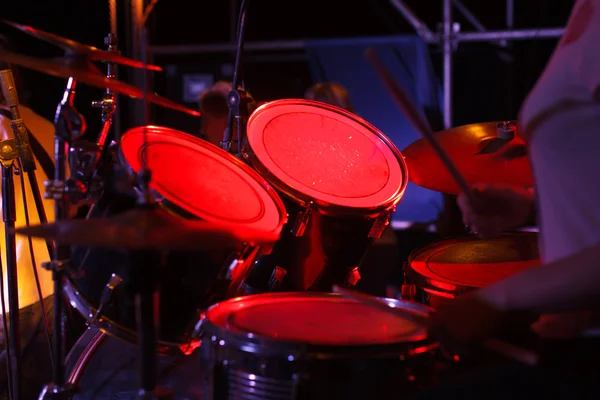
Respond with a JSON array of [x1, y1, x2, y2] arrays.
[[199, 293, 440, 400], [241, 99, 408, 292], [243, 195, 384, 292]]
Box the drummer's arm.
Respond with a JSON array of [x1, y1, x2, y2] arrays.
[[477, 241, 600, 313]]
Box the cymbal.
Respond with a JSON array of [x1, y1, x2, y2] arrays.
[[0, 49, 200, 117], [13, 206, 278, 250], [1, 19, 162, 71], [402, 122, 533, 194]]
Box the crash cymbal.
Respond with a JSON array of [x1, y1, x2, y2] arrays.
[[0, 49, 200, 117], [1, 19, 162, 71], [402, 121, 533, 194], [13, 206, 278, 250]]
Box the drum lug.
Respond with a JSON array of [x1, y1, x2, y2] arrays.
[[401, 263, 416, 301], [290, 201, 313, 237], [221, 246, 258, 280], [368, 209, 394, 239], [346, 266, 361, 287], [268, 266, 287, 290]]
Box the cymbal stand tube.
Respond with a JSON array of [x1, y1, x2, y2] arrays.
[[132, 24, 171, 400], [37, 77, 84, 400], [0, 138, 21, 400]]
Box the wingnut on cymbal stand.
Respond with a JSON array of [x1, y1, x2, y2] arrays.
[[0, 69, 59, 400]]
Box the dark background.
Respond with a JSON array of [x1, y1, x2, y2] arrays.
[[0, 0, 574, 138]]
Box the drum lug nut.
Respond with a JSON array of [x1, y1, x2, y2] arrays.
[[268, 266, 287, 290], [290, 201, 313, 237]]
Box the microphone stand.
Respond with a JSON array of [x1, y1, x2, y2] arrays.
[[222, 0, 251, 158], [0, 68, 62, 400], [38, 76, 84, 400]]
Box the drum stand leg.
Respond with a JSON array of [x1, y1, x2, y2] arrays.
[[132, 252, 172, 400], [1, 160, 23, 400]]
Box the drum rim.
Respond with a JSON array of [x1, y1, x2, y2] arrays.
[[63, 278, 188, 350], [118, 125, 288, 233], [406, 231, 540, 298], [200, 292, 436, 356], [244, 99, 409, 217]]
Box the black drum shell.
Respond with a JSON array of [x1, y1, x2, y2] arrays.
[[243, 195, 380, 292]]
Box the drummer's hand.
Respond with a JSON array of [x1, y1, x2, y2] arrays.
[[428, 294, 506, 348], [457, 185, 534, 238], [428, 292, 539, 352]]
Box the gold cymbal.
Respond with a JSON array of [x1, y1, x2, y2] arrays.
[[1, 18, 162, 71], [13, 206, 278, 250], [402, 121, 533, 194], [0, 49, 200, 117]]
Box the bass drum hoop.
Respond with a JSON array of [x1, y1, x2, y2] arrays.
[[200, 292, 438, 358], [66, 328, 107, 386], [406, 231, 540, 299], [64, 278, 190, 350], [244, 99, 408, 218]]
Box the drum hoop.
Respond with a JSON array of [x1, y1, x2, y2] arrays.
[[406, 231, 540, 296], [244, 100, 409, 217], [201, 292, 435, 356], [118, 125, 288, 232], [63, 278, 187, 351]]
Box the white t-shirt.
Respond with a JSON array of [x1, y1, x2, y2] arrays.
[[519, 0, 600, 338], [0, 105, 55, 311]]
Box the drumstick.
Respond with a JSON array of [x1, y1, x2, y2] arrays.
[[365, 48, 476, 205], [332, 285, 539, 367]]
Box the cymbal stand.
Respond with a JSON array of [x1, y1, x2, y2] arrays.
[[222, 0, 251, 158], [67, 32, 119, 208], [133, 26, 172, 400], [38, 76, 86, 400]]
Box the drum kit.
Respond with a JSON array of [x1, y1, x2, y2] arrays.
[[0, 10, 540, 400]]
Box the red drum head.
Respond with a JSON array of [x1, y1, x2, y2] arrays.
[[408, 232, 541, 296], [246, 100, 408, 213], [120, 126, 286, 234], [206, 293, 428, 345]]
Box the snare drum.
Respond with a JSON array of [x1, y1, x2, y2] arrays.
[[242, 100, 408, 292], [199, 292, 439, 400], [406, 232, 540, 307], [67, 126, 287, 346]]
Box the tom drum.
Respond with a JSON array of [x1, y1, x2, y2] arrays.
[[67, 126, 287, 347], [199, 292, 439, 400], [242, 99, 408, 292], [405, 232, 541, 308]]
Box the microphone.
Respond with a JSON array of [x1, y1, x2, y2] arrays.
[[0, 69, 36, 172], [222, 0, 250, 156], [53, 77, 86, 141]]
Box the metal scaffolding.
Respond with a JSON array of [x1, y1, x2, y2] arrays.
[[389, 0, 565, 128], [148, 1, 566, 129]]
